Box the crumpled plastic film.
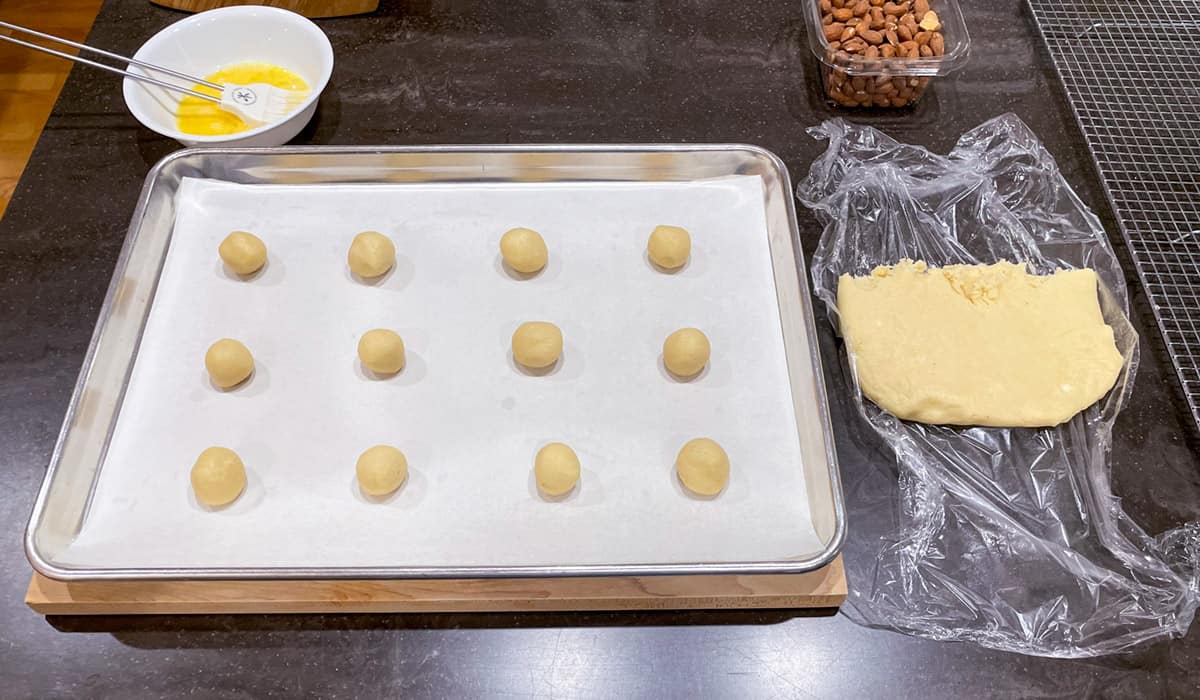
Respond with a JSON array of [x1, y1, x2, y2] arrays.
[[797, 113, 1200, 657]]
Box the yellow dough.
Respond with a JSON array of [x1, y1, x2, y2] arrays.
[[663, 328, 710, 377], [837, 259, 1124, 427], [358, 329, 406, 375], [205, 338, 254, 389], [647, 225, 691, 269], [218, 231, 267, 275], [190, 446, 247, 507], [534, 442, 581, 497], [512, 321, 562, 369], [500, 227, 548, 274], [347, 231, 395, 278], [675, 438, 729, 497], [355, 445, 408, 496]]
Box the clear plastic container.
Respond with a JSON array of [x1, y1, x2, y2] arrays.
[[802, 0, 970, 108]]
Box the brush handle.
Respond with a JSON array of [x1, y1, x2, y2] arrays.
[[0, 31, 221, 103]]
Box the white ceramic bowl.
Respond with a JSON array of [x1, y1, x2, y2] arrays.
[[123, 6, 333, 147]]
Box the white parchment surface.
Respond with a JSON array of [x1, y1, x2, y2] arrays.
[[60, 175, 820, 569]]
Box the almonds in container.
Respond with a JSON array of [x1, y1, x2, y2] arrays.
[[805, 0, 970, 108]]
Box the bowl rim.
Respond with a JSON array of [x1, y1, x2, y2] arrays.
[[122, 5, 334, 144]]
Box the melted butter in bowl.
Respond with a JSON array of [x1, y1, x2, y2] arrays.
[[176, 62, 310, 136]]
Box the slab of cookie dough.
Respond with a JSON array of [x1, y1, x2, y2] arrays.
[[837, 259, 1123, 427]]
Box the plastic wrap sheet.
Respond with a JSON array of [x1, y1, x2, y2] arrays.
[[797, 114, 1200, 657]]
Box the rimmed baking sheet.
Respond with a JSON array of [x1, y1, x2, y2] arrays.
[[26, 146, 844, 579]]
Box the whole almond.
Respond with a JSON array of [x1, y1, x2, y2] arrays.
[[914, 0, 930, 14], [824, 22, 845, 41], [841, 26, 857, 40], [821, 0, 833, 11], [897, 24, 913, 41], [843, 37, 868, 52], [919, 44, 933, 57], [916, 30, 932, 46], [865, 44, 880, 58], [853, 0, 870, 16], [930, 33, 945, 55], [860, 27, 884, 43], [881, 43, 897, 57], [833, 7, 854, 20]]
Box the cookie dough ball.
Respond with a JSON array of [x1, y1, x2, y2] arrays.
[[356, 445, 408, 497], [347, 231, 395, 278], [647, 225, 691, 270], [191, 446, 247, 507], [205, 338, 254, 389], [512, 321, 563, 369], [358, 329, 406, 375], [500, 227, 548, 274], [218, 231, 267, 275], [535, 442, 580, 497], [675, 438, 729, 497], [663, 328, 710, 378]]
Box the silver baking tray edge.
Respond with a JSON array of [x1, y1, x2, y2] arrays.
[[25, 145, 846, 580]]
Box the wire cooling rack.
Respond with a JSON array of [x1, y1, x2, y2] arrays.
[[1028, 0, 1200, 429]]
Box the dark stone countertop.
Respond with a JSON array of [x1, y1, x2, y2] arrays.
[[3, 0, 1199, 696]]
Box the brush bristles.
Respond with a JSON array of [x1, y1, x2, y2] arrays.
[[265, 90, 312, 118]]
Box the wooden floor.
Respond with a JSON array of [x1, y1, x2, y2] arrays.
[[0, 0, 105, 219]]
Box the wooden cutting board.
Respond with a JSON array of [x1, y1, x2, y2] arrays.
[[26, 556, 846, 615], [149, 0, 378, 18]]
